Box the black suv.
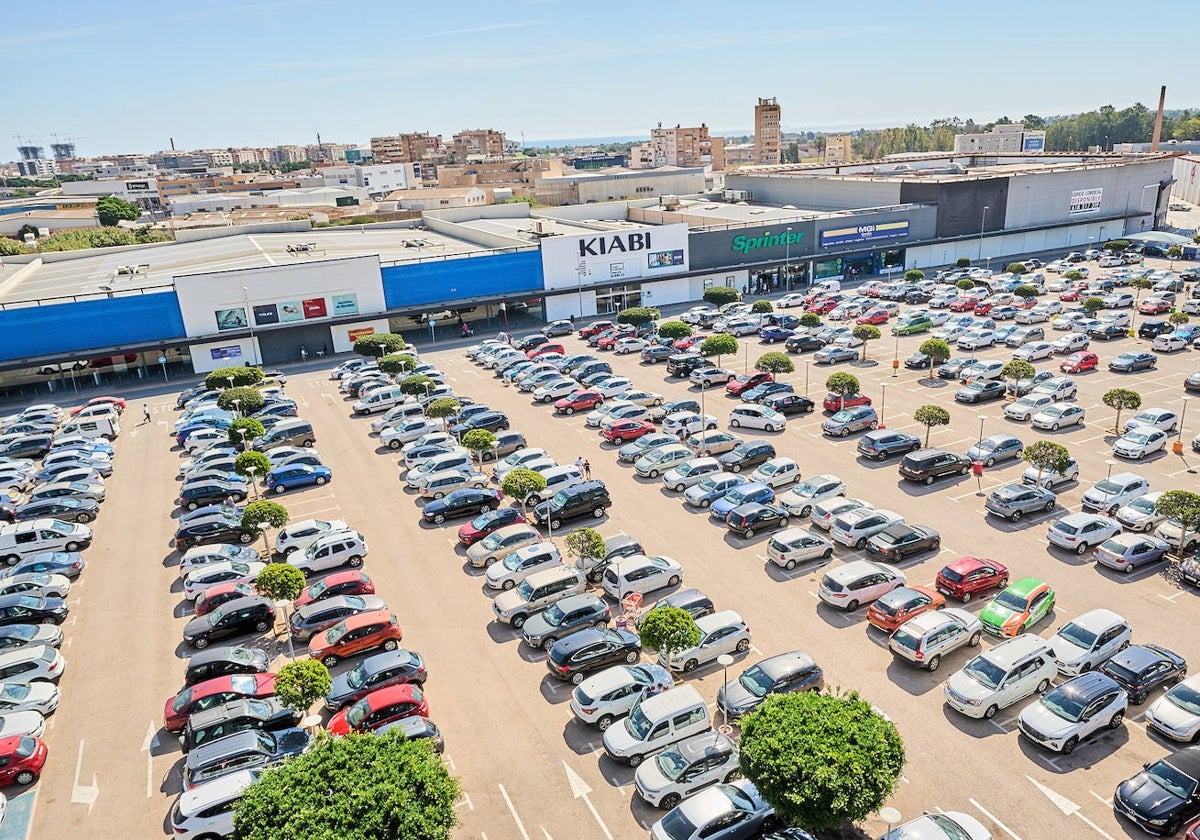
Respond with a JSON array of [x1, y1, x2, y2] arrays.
[[528, 480, 612, 530], [174, 518, 256, 552], [762, 394, 814, 416], [182, 596, 276, 649], [785, 334, 825, 353], [546, 628, 641, 683], [1099, 643, 1188, 705], [718, 441, 776, 473], [725, 503, 789, 538], [667, 355, 709, 377], [181, 697, 301, 752], [1138, 319, 1173, 340], [898, 448, 972, 485]]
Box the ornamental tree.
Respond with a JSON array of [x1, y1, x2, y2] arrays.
[[824, 372, 860, 411], [636, 606, 701, 662], [501, 468, 546, 513], [232, 730, 460, 840], [1167, 245, 1183, 262], [228, 417, 265, 449], [234, 451, 272, 483], [1022, 440, 1072, 487], [851, 324, 881, 360], [206, 365, 263, 391], [241, 500, 289, 533], [918, 338, 951, 366], [905, 269, 925, 282], [1000, 359, 1036, 389], [274, 660, 333, 712], [914, 404, 951, 446], [657, 321, 692, 340], [217, 386, 265, 415], [425, 397, 461, 428], [1169, 311, 1190, 326], [1063, 269, 1085, 281], [703, 286, 740, 306], [699, 334, 738, 368], [354, 333, 407, 358], [754, 352, 794, 375], [1103, 239, 1130, 253], [461, 429, 497, 463], [564, 527, 606, 576], [378, 353, 416, 376], [253, 562, 306, 603], [399, 375, 436, 396], [1013, 284, 1039, 299], [751, 299, 774, 314], [798, 312, 822, 328], [1082, 296, 1106, 315], [1005, 262, 1028, 275], [956, 278, 974, 290], [738, 690, 905, 831], [955, 257, 972, 268], [1129, 277, 1154, 292], [616, 306, 661, 327], [1102, 388, 1142, 432], [1155, 490, 1200, 555]]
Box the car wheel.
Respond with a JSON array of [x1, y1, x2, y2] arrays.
[[1108, 710, 1124, 730], [1060, 735, 1078, 755], [700, 499, 711, 508], [273, 485, 287, 495], [926, 654, 942, 672], [869, 420, 879, 430], [1037, 678, 1051, 694], [1075, 542, 1089, 555], [433, 514, 445, 525], [659, 792, 682, 810], [983, 704, 999, 719], [315, 476, 328, 486], [743, 528, 755, 538], [961, 591, 973, 603], [731, 419, 741, 428], [735, 637, 751, 653], [1131, 690, 1147, 705], [511, 614, 527, 629], [187, 501, 199, 511], [627, 753, 644, 767], [673, 483, 686, 492], [14, 770, 36, 786], [667, 575, 680, 587], [501, 579, 516, 591], [648, 469, 659, 478], [845, 600, 859, 612], [839, 428, 850, 437], [552, 519, 563, 530], [623, 650, 640, 664], [484, 557, 498, 567], [683, 659, 699, 673], [925, 475, 935, 486], [348, 555, 363, 567], [596, 714, 614, 731], [1011, 509, 1023, 522], [855, 537, 868, 550], [192, 636, 209, 649]]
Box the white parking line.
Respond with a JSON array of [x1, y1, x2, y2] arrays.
[[969, 798, 1022, 840], [1088, 790, 1112, 808], [1158, 591, 1185, 602], [498, 784, 532, 840]]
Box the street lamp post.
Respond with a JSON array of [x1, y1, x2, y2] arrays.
[[978, 206, 989, 261], [977, 415, 988, 444], [243, 287, 258, 365], [274, 600, 298, 661], [803, 361, 810, 397], [1178, 396, 1191, 442], [717, 653, 734, 726], [1105, 458, 1117, 480], [892, 334, 900, 377], [880, 807, 902, 839], [879, 383, 887, 428], [785, 226, 792, 290], [246, 466, 259, 499]]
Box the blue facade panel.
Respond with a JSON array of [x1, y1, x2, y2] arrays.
[[381, 250, 543, 309], [0, 292, 186, 362]]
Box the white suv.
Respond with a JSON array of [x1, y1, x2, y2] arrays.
[[1080, 472, 1149, 515], [288, 532, 368, 576], [633, 731, 740, 810], [829, 508, 903, 549], [944, 635, 1058, 719], [169, 769, 258, 840], [818, 560, 905, 611], [274, 519, 349, 556]]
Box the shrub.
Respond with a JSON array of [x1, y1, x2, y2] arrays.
[[702, 286, 740, 306], [751, 299, 774, 314]]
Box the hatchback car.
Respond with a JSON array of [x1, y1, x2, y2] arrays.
[[326, 684, 429, 736], [324, 648, 428, 712], [829, 508, 903, 550], [1113, 426, 1169, 460], [602, 556, 683, 599], [293, 571, 375, 608], [1099, 644, 1188, 705], [864, 524, 940, 560], [570, 663, 674, 731], [818, 560, 905, 611], [856, 429, 921, 461], [1113, 745, 1200, 836], [1081, 472, 1149, 515], [521, 594, 611, 650], [955, 380, 1006, 404], [546, 628, 641, 684], [684, 474, 747, 509], [776, 474, 845, 518], [965, 434, 1023, 466], [1109, 351, 1157, 373], [866, 585, 945, 633], [0, 735, 47, 786], [1146, 674, 1200, 744], [1093, 532, 1170, 574], [980, 577, 1056, 638], [985, 483, 1057, 522], [635, 731, 740, 811], [716, 651, 824, 720], [164, 673, 278, 733], [821, 406, 878, 437], [724, 503, 789, 539], [764, 529, 834, 571], [1049, 609, 1133, 677], [935, 556, 1008, 602]]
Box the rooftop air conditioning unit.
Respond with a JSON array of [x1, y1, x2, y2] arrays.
[[660, 195, 680, 210], [531, 218, 557, 236]]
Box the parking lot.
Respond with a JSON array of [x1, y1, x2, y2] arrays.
[[19, 257, 1200, 840]]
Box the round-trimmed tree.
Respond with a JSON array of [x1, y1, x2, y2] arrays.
[[354, 333, 407, 358], [657, 321, 692, 340], [852, 324, 881, 360], [1013, 284, 1039, 299], [956, 278, 974, 290], [1022, 440, 1072, 488], [700, 334, 738, 367], [1155, 490, 1200, 555], [564, 527, 606, 579], [703, 286, 740, 306], [273, 659, 332, 712], [918, 338, 952, 366], [1005, 262, 1028, 275], [636, 606, 701, 663], [798, 312, 822, 328], [955, 257, 971, 268], [1130, 277, 1154, 292], [501, 468, 546, 512], [1104, 240, 1130, 253], [1001, 360, 1036, 389], [1170, 311, 1190, 326], [254, 562, 306, 602], [754, 352, 794, 375], [399, 375, 436, 396], [216, 386, 265, 415], [241, 500, 289, 533], [232, 730, 460, 840], [205, 365, 263, 391], [751, 299, 774, 314], [738, 690, 905, 832], [914, 404, 951, 446], [1064, 269, 1085, 282], [379, 353, 416, 376], [905, 269, 925, 282], [1102, 388, 1141, 432], [1082, 296, 1106, 315], [461, 429, 497, 463], [228, 417, 265, 450], [425, 397, 461, 428], [234, 450, 272, 483], [616, 306, 661, 327], [824, 372, 861, 411]]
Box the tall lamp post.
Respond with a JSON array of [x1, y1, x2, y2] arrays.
[[717, 653, 734, 726], [243, 286, 258, 365], [274, 600, 297, 661], [1178, 396, 1191, 443], [803, 361, 811, 398], [879, 383, 887, 428], [978, 205, 989, 261], [977, 415, 988, 444], [785, 226, 792, 290]]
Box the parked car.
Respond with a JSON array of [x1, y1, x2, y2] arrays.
[[818, 559, 904, 609], [1099, 643, 1188, 705], [1113, 746, 1200, 836]]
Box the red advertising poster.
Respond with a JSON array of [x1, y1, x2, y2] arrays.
[[346, 327, 376, 342], [302, 298, 327, 319]]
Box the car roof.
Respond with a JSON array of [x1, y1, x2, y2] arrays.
[[695, 610, 745, 633], [675, 732, 736, 765], [756, 650, 816, 678], [1162, 745, 1200, 776], [1005, 577, 1046, 595], [1053, 671, 1122, 703], [186, 729, 265, 768], [177, 769, 259, 815]]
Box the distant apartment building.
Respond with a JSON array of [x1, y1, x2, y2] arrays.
[[384, 186, 490, 211], [314, 163, 418, 196], [198, 149, 235, 167], [304, 143, 350, 164], [371, 132, 445, 164], [270, 145, 307, 165], [953, 124, 1047, 153], [534, 166, 706, 206], [823, 134, 852, 164], [16, 158, 59, 178], [437, 158, 562, 195], [631, 124, 725, 170], [724, 143, 757, 167], [229, 148, 265, 165], [452, 129, 506, 161], [754, 97, 782, 165]]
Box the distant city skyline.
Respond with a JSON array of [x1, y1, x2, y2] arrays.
[[6, 0, 1196, 157]]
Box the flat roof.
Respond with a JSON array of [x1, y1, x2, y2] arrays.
[[0, 226, 491, 304]]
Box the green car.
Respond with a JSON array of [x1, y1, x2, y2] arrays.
[[891, 316, 932, 336], [979, 576, 1055, 638]]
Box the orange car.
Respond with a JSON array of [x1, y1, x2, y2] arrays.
[[308, 610, 402, 667], [866, 585, 946, 633]]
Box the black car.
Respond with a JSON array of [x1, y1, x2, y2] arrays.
[[182, 597, 276, 649], [938, 357, 978, 379], [899, 448, 972, 484], [180, 697, 302, 752], [422, 488, 503, 524], [1099, 643, 1187, 704], [954, 380, 1007, 404], [904, 352, 945, 370], [785, 334, 825, 353], [856, 429, 922, 461], [0, 594, 68, 627], [666, 355, 709, 377], [450, 411, 509, 438], [865, 524, 941, 560], [742, 383, 794, 403], [646, 588, 715, 621], [1139, 319, 1174, 340], [13, 497, 100, 524], [762, 394, 814, 416], [717, 650, 824, 719], [725, 503, 789, 538], [1114, 745, 1200, 836], [325, 649, 428, 711], [184, 645, 273, 686], [1088, 323, 1128, 341], [174, 518, 256, 552], [546, 628, 641, 684], [1108, 351, 1157, 373], [717, 441, 776, 473], [640, 345, 676, 364], [905, 289, 933, 304], [529, 480, 611, 530], [179, 481, 248, 512]]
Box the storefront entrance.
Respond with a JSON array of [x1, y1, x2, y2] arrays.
[[814, 248, 906, 281], [596, 286, 642, 315]]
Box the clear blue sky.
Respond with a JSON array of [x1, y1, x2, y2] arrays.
[[6, 0, 1195, 155]]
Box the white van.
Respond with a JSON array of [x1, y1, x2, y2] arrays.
[[0, 519, 93, 565], [58, 416, 120, 440], [353, 386, 405, 415], [812, 279, 842, 294], [602, 684, 711, 766]]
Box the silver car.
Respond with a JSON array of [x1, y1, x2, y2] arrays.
[[661, 458, 722, 492], [984, 483, 1056, 522], [888, 608, 982, 671]]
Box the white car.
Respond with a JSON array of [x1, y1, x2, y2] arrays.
[[778, 474, 846, 518], [1013, 341, 1053, 361], [1112, 426, 1169, 459], [1030, 402, 1086, 431], [491, 448, 550, 480], [1004, 393, 1055, 421], [1123, 408, 1179, 434], [1047, 513, 1122, 555], [1081, 471, 1149, 515], [182, 561, 266, 600], [532, 378, 579, 403], [1146, 674, 1200, 743], [0, 681, 59, 716], [727, 405, 786, 432], [1052, 313, 1089, 331], [810, 497, 872, 530], [484, 542, 562, 591], [957, 330, 996, 350], [1031, 377, 1077, 401], [601, 556, 683, 598], [1104, 293, 1134, 308], [1020, 458, 1079, 488], [1098, 310, 1131, 328], [1050, 332, 1090, 354], [765, 528, 834, 570], [1115, 491, 1165, 532], [419, 469, 490, 498], [178, 543, 263, 575], [274, 519, 349, 555], [381, 419, 441, 450], [613, 337, 649, 355], [662, 412, 718, 437], [288, 532, 368, 576], [585, 400, 634, 428], [749, 457, 800, 489], [777, 293, 807, 308], [933, 324, 970, 342], [0, 710, 44, 739], [818, 560, 905, 610], [829, 508, 903, 549], [369, 404, 420, 434], [661, 458, 722, 492], [1017, 674, 1127, 753], [660, 611, 751, 672], [1048, 609, 1132, 676], [569, 663, 674, 731], [170, 769, 259, 840]]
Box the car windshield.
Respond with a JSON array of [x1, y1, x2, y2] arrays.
[[551, 490, 569, 507], [542, 603, 566, 626], [993, 589, 1030, 611], [324, 621, 349, 643], [657, 810, 698, 838], [1128, 497, 1157, 514], [1146, 761, 1198, 800], [207, 607, 227, 627], [1094, 479, 1121, 494], [345, 699, 370, 728], [964, 656, 1006, 690], [625, 703, 653, 739], [1125, 432, 1152, 444], [346, 661, 370, 689], [696, 477, 720, 492], [515, 580, 536, 600], [830, 410, 854, 422], [873, 530, 901, 546], [306, 579, 329, 598], [171, 687, 193, 713], [654, 749, 689, 781], [1056, 622, 1097, 650], [891, 629, 920, 651], [1166, 683, 1200, 716], [738, 665, 772, 698], [1040, 686, 1088, 722]]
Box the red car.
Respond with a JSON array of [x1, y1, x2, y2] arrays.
[[973, 301, 996, 315], [1060, 352, 1098, 373], [0, 735, 47, 786], [675, 335, 707, 350], [1185, 816, 1200, 840], [1016, 296, 1039, 309], [294, 570, 376, 608], [578, 321, 614, 339], [1139, 298, 1171, 315], [194, 582, 258, 617], [934, 557, 1009, 602], [809, 297, 842, 315], [856, 309, 889, 325], [527, 343, 564, 360], [596, 333, 626, 350], [822, 392, 872, 412], [727, 372, 773, 396], [603, 420, 655, 443], [327, 684, 429, 735], [1058, 288, 1082, 302], [164, 673, 277, 732], [457, 507, 526, 546], [68, 395, 127, 415], [948, 297, 979, 312], [554, 390, 603, 415]]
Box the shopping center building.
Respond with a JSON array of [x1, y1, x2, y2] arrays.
[[0, 150, 1184, 393]]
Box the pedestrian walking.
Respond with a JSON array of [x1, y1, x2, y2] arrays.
[[141, 404, 151, 424], [300, 345, 308, 362], [583, 460, 591, 480], [575, 456, 584, 471]]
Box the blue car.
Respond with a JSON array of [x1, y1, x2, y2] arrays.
[[1172, 324, 1200, 342], [266, 463, 332, 494], [176, 418, 232, 447], [708, 481, 775, 521], [742, 382, 794, 403], [52, 440, 114, 458], [759, 326, 795, 344], [991, 305, 1020, 321]]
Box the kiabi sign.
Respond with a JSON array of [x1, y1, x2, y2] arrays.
[[731, 229, 804, 255], [578, 232, 653, 257]]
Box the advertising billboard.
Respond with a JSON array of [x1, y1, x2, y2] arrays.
[[539, 223, 689, 291], [819, 220, 910, 249], [1068, 188, 1103, 215], [1023, 136, 1045, 151]]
